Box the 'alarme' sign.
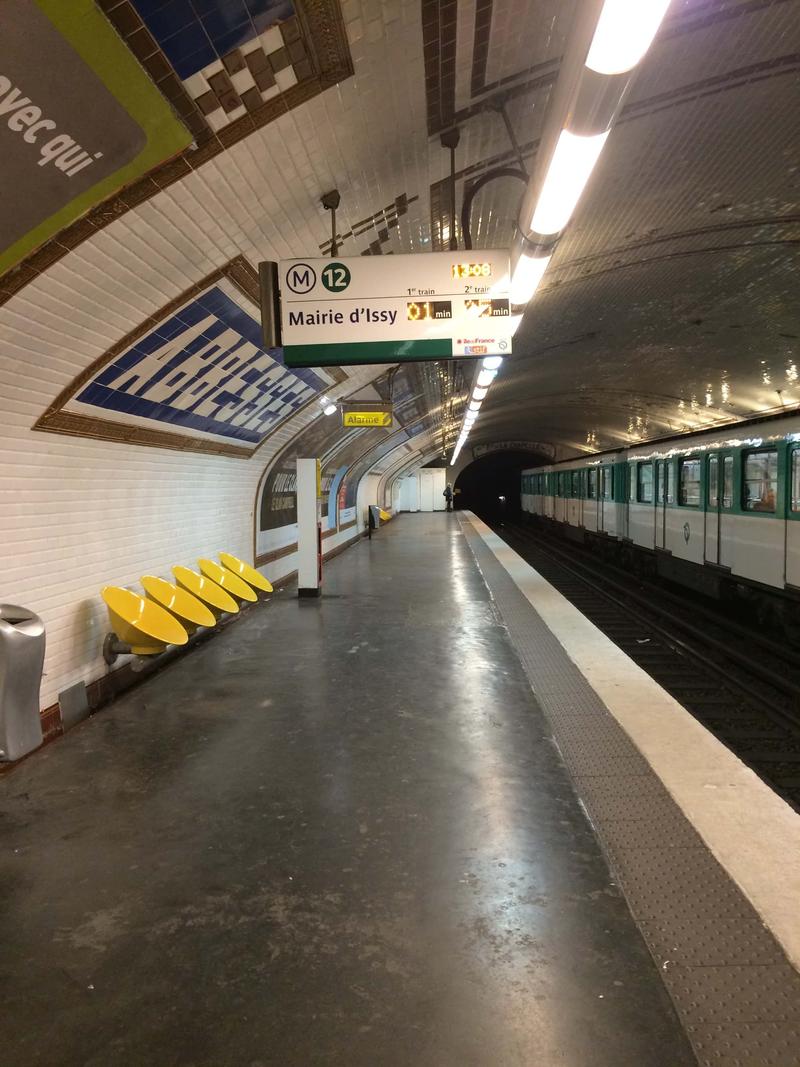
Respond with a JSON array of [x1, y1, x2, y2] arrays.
[[279, 251, 513, 367], [342, 410, 393, 428]]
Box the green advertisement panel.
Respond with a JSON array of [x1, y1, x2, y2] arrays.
[[0, 0, 191, 276]]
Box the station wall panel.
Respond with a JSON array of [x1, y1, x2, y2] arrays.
[[0, 254, 379, 711]]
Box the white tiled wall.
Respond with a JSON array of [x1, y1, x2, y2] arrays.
[[0, 315, 379, 710]]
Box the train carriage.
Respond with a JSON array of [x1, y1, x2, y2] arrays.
[[520, 413, 800, 624]]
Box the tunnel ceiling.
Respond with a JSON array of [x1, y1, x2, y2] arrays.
[[1, 0, 798, 473]]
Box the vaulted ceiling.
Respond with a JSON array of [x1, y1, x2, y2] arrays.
[[1, 0, 798, 480]]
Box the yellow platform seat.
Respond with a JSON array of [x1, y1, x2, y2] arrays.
[[198, 559, 258, 603], [101, 586, 189, 655], [172, 566, 239, 615], [219, 552, 273, 594], [379, 509, 391, 522], [141, 575, 216, 633]]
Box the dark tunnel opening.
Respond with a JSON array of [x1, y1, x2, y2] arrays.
[[453, 450, 550, 524]]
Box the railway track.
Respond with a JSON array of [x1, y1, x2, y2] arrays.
[[492, 517, 800, 811]]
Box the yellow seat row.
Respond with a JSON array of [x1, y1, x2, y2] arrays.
[[101, 553, 272, 656]]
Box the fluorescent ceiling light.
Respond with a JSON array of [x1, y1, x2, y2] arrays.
[[468, 401, 481, 412], [483, 356, 503, 371], [586, 0, 671, 76], [510, 252, 551, 306], [323, 403, 337, 416], [476, 369, 496, 388], [472, 386, 488, 401], [530, 128, 609, 236]]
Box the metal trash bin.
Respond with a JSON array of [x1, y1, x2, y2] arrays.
[[0, 605, 45, 761]]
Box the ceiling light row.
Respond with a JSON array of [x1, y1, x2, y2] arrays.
[[510, 0, 671, 308], [450, 356, 502, 465]]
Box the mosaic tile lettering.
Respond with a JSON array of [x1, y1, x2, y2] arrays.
[[70, 282, 330, 445]]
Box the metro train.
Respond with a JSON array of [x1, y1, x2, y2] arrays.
[[520, 412, 800, 632]]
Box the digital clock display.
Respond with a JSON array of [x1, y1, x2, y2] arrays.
[[452, 262, 492, 279], [406, 300, 453, 321]]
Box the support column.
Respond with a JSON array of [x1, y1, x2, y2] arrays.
[[297, 458, 323, 598]]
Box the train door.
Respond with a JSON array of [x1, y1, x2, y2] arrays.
[[717, 451, 734, 567], [599, 466, 610, 532], [705, 453, 720, 564], [655, 460, 668, 549]]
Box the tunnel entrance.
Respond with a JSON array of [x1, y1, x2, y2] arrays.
[[454, 450, 549, 524]]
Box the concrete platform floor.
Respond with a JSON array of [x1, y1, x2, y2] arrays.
[[0, 514, 695, 1066]]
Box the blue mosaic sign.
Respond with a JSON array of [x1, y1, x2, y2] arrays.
[[69, 284, 329, 446]]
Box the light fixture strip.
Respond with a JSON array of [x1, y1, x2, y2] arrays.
[[449, 356, 503, 465], [585, 0, 672, 76], [516, 0, 670, 253]]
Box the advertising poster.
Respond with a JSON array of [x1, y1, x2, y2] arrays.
[[0, 0, 191, 275]]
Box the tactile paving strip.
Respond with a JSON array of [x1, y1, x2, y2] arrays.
[[459, 515, 800, 1066]]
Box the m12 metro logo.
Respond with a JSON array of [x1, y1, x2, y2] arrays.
[[285, 262, 351, 295]]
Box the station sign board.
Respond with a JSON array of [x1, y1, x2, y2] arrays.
[[279, 250, 512, 367]]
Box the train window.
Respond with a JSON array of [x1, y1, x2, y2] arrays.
[[587, 469, 597, 499], [637, 462, 654, 503], [628, 463, 636, 502], [743, 450, 777, 512], [722, 456, 733, 507], [572, 470, 580, 496], [679, 458, 701, 506], [602, 467, 613, 501], [792, 452, 800, 512], [708, 456, 719, 507]]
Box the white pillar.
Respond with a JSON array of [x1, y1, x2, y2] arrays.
[[296, 458, 322, 597]]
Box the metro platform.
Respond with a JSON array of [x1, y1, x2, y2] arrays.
[[2, 516, 800, 1066]]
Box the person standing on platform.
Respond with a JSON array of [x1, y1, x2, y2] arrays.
[[443, 483, 454, 511]]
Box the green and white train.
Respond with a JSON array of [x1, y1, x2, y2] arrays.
[[520, 413, 800, 626]]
